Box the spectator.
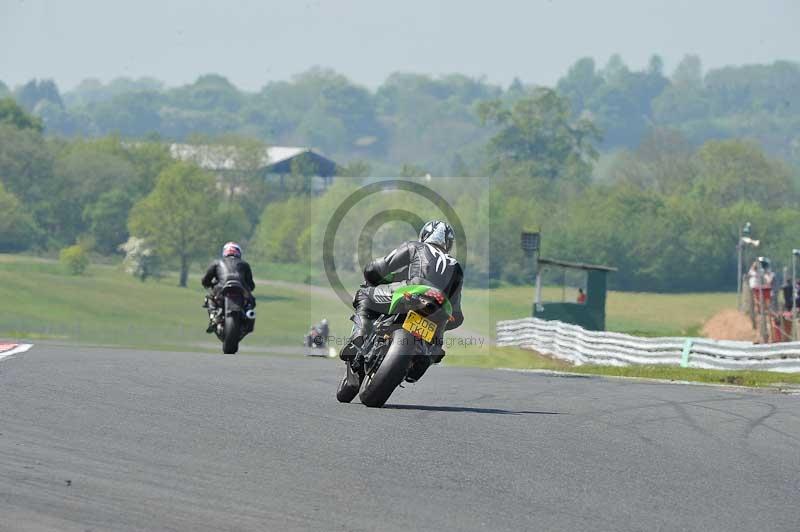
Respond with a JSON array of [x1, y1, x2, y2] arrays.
[[749, 257, 774, 313], [795, 280, 800, 310], [782, 278, 794, 311], [576, 288, 587, 304]]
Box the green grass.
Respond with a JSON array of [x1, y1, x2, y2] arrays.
[[246, 262, 735, 338], [0, 254, 352, 350], [0, 255, 736, 347], [250, 261, 364, 289], [459, 285, 735, 339], [250, 261, 317, 285], [445, 346, 800, 388], [7, 254, 792, 388]]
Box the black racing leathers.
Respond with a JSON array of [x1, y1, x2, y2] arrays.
[[202, 257, 256, 293], [362, 240, 464, 330]]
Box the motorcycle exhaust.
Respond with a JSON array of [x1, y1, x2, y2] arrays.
[[245, 309, 256, 320]]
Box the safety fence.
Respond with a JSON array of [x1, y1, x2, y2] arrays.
[[496, 318, 800, 373]]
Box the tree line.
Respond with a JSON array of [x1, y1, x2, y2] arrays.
[[251, 88, 800, 292], [3, 54, 800, 175], [1, 70, 799, 292]]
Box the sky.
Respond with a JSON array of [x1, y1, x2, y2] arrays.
[[1, 0, 798, 92]]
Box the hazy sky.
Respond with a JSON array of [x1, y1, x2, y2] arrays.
[[1, 0, 798, 91]]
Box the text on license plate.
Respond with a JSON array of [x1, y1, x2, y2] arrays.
[[402, 311, 437, 343]]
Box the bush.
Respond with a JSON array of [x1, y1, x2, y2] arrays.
[[60, 245, 89, 275], [119, 236, 160, 281]]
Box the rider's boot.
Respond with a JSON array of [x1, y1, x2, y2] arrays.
[[345, 358, 365, 387], [339, 312, 374, 361], [205, 297, 218, 333], [339, 291, 378, 360], [206, 311, 217, 333]]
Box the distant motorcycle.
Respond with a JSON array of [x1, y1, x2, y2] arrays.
[[337, 284, 451, 407], [207, 281, 255, 354], [305, 327, 326, 348]]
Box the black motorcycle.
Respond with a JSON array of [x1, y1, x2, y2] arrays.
[[305, 327, 326, 348], [208, 281, 255, 354], [337, 284, 452, 408]]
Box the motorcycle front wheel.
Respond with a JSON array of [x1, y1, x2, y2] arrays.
[[336, 364, 362, 403]]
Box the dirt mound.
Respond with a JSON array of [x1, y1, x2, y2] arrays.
[[701, 309, 757, 342]]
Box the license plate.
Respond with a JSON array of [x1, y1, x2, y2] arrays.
[[402, 311, 437, 343]]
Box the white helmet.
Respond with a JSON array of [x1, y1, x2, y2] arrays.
[[419, 220, 455, 253]]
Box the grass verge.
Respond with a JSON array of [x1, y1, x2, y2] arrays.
[[5, 254, 792, 389], [0, 255, 352, 350], [445, 346, 800, 388]]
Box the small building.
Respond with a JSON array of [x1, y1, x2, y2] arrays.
[[533, 258, 616, 331], [168, 143, 338, 191]]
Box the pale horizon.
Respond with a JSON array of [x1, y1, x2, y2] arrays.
[[1, 0, 799, 92]]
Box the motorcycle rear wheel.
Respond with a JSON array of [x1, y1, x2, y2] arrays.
[[222, 314, 241, 354], [359, 328, 414, 408]]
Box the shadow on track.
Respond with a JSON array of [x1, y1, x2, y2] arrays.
[[384, 404, 563, 415]]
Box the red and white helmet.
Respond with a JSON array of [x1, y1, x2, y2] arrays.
[[222, 242, 242, 258]]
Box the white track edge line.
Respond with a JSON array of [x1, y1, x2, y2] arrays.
[[0, 343, 33, 361]]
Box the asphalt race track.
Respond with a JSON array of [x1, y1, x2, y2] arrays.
[[1, 345, 799, 532]]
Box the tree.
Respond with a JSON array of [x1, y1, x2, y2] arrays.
[[83, 189, 133, 254], [169, 74, 243, 112], [399, 163, 428, 178], [51, 140, 140, 245], [557, 57, 603, 113], [337, 160, 371, 178], [59, 244, 90, 275], [375, 72, 497, 170], [122, 140, 173, 195], [0, 182, 39, 251], [651, 55, 707, 124], [0, 98, 43, 131], [671, 54, 703, 89], [608, 128, 696, 195], [16, 79, 63, 112], [587, 58, 669, 147], [693, 139, 793, 208], [0, 124, 55, 245], [128, 162, 223, 286], [602, 54, 629, 85], [91, 91, 162, 137], [648, 54, 665, 76], [250, 197, 309, 263], [477, 88, 600, 186], [449, 153, 471, 176]]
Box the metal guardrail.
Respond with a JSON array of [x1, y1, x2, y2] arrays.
[[497, 318, 800, 373]]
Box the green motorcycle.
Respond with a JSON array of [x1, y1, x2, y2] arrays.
[[337, 285, 452, 408]]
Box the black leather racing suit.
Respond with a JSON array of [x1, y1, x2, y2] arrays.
[[344, 241, 464, 366], [201, 256, 256, 305]]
